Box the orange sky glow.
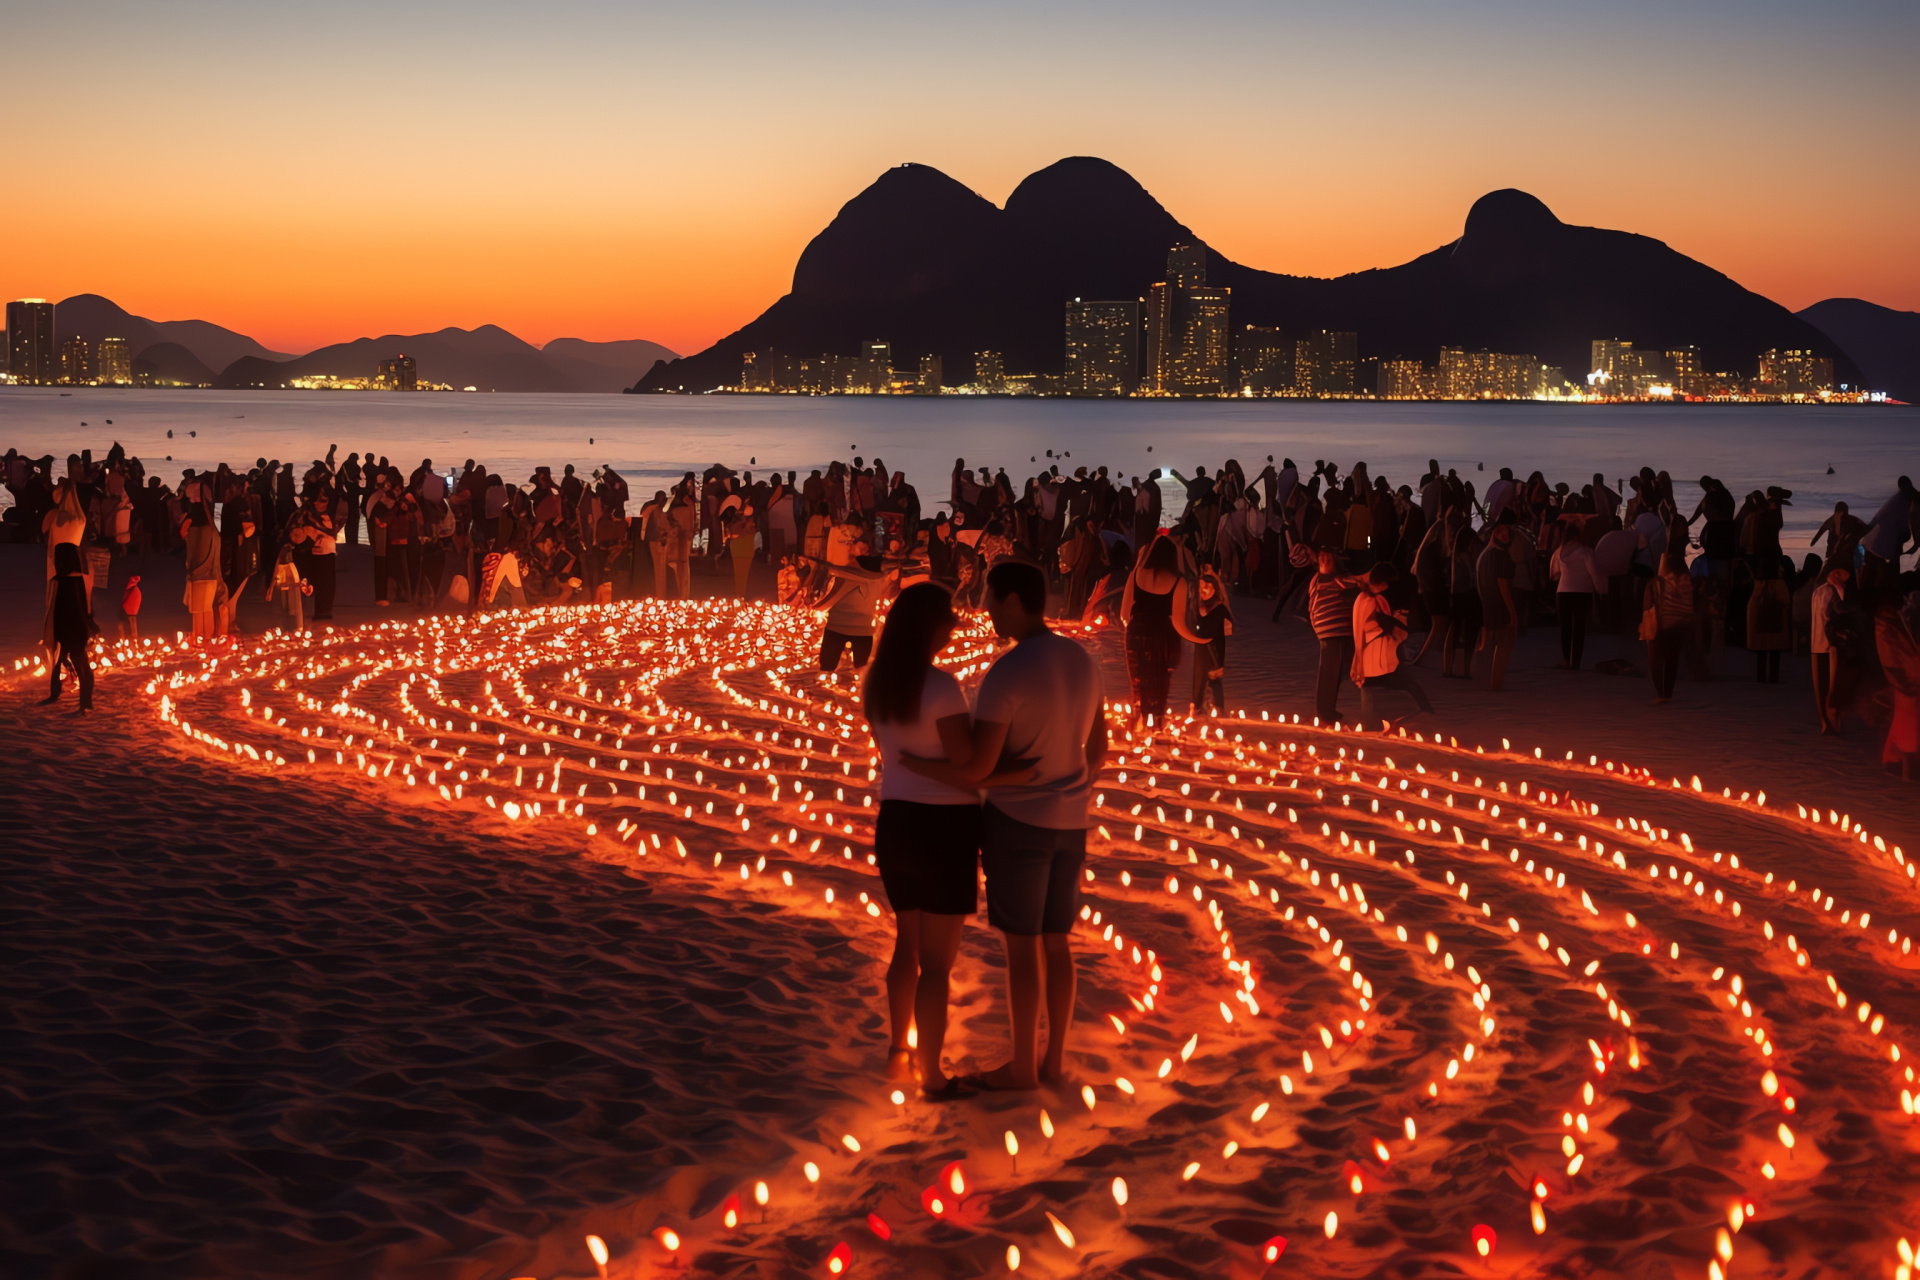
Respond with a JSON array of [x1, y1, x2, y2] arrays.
[[4, 2, 1915, 358]]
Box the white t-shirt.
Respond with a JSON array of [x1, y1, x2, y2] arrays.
[[976, 630, 1102, 830], [1551, 540, 1603, 595], [872, 669, 976, 805]]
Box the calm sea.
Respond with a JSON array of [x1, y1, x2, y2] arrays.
[[3, 387, 1914, 549]]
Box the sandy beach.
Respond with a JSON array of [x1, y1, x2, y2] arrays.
[[6, 544, 1919, 1279]]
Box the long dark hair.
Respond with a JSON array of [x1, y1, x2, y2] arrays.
[[865, 582, 956, 725]]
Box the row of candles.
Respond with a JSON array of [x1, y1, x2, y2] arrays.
[[23, 599, 1913, 1276]]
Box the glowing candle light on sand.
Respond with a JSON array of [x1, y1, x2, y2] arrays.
[[585, 1234, 609, 1279]]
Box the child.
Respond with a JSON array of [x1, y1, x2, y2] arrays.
[[1187, 568, 1233, 713], [270, 544, 306, 633], [120, 574, 142, 639]]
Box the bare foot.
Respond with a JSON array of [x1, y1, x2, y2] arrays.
[[966, 1063, 1038, 1091], [884, 1047, 916, 1082]]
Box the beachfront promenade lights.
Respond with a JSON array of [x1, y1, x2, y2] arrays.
[[23, 596, 1913, 1278]]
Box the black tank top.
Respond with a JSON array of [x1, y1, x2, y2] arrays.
[[1129, 582, 1175, 638]]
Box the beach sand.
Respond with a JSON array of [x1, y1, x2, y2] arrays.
[[5, 548, 1918, 1279]]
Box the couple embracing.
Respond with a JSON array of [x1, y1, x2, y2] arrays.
[[864, 561, 1109, 1098]]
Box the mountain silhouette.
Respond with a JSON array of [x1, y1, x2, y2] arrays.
[[218, 326, 677, 393], [53, 294, 295, 374], [129, 342, 217, 387], [1798, 298, 1919, 403], [635, 158, 1858, 392]]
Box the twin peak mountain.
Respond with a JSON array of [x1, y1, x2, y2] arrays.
[[636, 156, 1853, 393]]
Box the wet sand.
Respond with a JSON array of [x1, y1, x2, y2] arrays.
[[5, 552, 1918, 1279]]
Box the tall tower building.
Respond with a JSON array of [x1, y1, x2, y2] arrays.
[[1295, 330, 1357, 397], [98, 337, 132, 385], [1589, 339, 1630, 385], [1177, 288, 1231, 394], [1064, 299, 1140, 395], [1145, 283, 1174, 393], [60, 336, 94, 385], [1143, 246, 1229, 394], [7, 299, 56, 385], [1167, 243, 1207, 288], [918, 354, 943, 394], [973, 351, 1006, 391]]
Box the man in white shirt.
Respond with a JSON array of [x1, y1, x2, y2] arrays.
[[901, 560, 1108, 1091]]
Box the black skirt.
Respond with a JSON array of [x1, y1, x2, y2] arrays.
[[874, 800, 981, 915]]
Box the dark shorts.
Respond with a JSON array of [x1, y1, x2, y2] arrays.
[[980, 804, 1086, 936], [820, 629, 873, 671], [874, 800, 980, 915]]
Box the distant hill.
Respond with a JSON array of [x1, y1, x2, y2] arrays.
[[130, 342, 217, 387], [53, 293, 295, 373], [218, 326, 678, 393], [538, 337, 681, 393], [1798, 298, 1920, 402], [635, 157, 1858, 392]]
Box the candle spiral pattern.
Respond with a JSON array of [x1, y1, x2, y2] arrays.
[[32, 597, 1917, 1277]]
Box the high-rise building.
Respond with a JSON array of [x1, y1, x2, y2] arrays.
[[1322, 330, 1356, 396], [973, 351, 1006, 391], [918, 354, 943, 394], [7, 299, 56, 385], [60, 335, 93, 385], [1378, 359, 1433, 399], [1665, 346, 1701, 396], [1143, 246, 1230, 395], [377, 354, 418, 391], [1589, 339, 1628, 384], [1758, 349, 1833, 396], [1167, 243, 1207, 289], [1235, 326, 1294, 394], [1436, 347, 1545, 399], [1293, 330, 1357, 397], [1064, 299, 1140, 394], [98, 337, 132, 385], [1145, 282, 1175, 392], [1177, 288, 1231, 395]]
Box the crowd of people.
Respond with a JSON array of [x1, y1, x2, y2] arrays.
[[7, 442, 1919, 775], [9, 436, 1920, 1100]]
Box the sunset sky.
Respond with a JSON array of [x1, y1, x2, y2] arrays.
[[4, 0, 1916, 358]]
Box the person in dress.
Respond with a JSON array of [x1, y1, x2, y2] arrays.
[[1120, 533, 1186, 727], [41, 541, 96, 713]]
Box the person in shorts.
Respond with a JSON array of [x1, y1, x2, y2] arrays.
[[864, 583, 991, 1097], [901, 560, 1108, 1090]]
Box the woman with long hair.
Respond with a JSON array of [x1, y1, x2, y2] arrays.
[[41, 540, 96, 712], [1120, 532, 1190, 727], [864, 582, 983, 1097], [1644, 524, 1696, 703]]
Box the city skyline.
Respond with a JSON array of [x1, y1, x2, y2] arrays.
[[2, 0, 1916, 357]]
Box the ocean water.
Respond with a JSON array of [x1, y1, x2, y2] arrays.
[[3, 386, 1914, 548]]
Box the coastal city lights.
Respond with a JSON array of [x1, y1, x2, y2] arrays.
[[18, 596, 1915, 1275]]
